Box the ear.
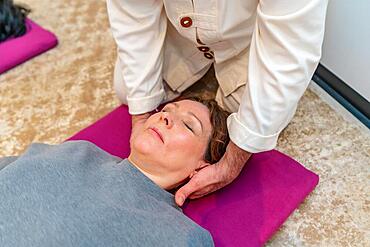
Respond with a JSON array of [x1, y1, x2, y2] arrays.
[[189, 160, 210, 179]]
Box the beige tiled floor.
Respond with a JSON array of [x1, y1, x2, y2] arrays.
[[0, 0, 369, 246], [308, 82, 369, 135]]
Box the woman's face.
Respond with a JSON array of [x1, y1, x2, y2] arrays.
[[130, 100, 213, 185]]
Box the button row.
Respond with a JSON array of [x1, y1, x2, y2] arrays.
[[198, 46, 213, 59], [180, 16, 214, 60]]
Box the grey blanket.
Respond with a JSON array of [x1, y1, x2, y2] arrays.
[[0, 140, 214, 247]]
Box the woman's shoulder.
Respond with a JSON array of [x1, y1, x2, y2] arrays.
[[14, 140, 121, 165]]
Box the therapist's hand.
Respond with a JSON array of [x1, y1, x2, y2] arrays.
[[175, 141, 252, 206], [131, 113, 151, 136], [132, 113, 151, 126]]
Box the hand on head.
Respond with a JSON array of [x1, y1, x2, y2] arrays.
[[175, 141, 252, 206], [129, 96, 251, 206]]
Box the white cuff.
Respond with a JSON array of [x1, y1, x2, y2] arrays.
[[127, 88, 166, 115], [227, 113, 279, 153]]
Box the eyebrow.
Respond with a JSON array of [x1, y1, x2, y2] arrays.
[[169, 102, 204, 133]]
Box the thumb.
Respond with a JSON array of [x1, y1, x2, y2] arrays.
[[175, 181, 198, 207]]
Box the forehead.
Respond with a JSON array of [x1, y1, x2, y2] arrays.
[[167, 100, 211, 128]]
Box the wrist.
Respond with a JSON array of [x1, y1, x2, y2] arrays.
[[217, 141, 251, 183], [225, 141, 252, 166], [132, 112, 152, 124]]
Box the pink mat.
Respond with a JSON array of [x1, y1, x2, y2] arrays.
[[68, 105, 319, 247], [0, 18, 58, 74]]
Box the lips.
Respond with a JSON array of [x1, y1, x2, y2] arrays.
[[149, 127, 164, 143]]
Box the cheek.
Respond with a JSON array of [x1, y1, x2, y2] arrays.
[[169, 132, 193, 148], [164, 136, 206, 174], [166, 132, 205, 158]]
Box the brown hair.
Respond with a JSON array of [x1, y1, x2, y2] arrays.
[[175, 95, 231, 164]]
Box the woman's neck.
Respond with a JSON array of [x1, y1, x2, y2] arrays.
[[127, 155, 175, 190]]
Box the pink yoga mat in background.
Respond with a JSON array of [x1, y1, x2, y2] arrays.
[[0, 18, 58, 74], [68, 104, 319, 247]]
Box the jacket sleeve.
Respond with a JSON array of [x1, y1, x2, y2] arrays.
[[227, 0, 329, 153], [106, 0, 167, 114]]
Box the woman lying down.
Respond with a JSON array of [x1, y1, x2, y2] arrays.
[[0, 97, 230, 246]]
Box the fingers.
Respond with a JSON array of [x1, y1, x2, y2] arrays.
[[175, 177, 205, 206], [175, 179, 219, 206], [174, 164, 220, 207], [187, 184, 219, 199], [175, 183, 194, 207]]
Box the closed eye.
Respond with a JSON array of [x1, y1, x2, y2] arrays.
[[183, 121, 193, 132], [162, 107, 194, 133]]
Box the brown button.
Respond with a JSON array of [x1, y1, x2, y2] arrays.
[[198, 46, 210, 52], [204, 52, 214, 59], [180, 17, 193, 28]]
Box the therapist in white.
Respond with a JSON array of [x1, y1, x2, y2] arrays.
[[106, 0, 329, 206]]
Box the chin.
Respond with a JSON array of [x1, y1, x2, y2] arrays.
[[131, 135, 159, 157]]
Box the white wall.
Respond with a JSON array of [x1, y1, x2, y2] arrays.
[[320, 0, 370, 101]]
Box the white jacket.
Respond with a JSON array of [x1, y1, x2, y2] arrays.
[[107, 0, 329, 153]]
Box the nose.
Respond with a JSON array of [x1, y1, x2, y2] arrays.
[[160, 112, 174, 128]]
